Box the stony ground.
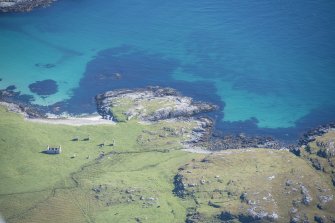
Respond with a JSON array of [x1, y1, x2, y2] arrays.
[[174, 149, 335, 223]]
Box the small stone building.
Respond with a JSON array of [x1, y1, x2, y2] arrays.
[[44, 145, 62, 154]]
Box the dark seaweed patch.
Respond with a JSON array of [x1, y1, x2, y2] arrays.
[[28, 79, 58, 96], [57, 44, 335, 143], [217, 105, 335, 142], [64, 45, 223, 114], [6, 85, 16, 91]]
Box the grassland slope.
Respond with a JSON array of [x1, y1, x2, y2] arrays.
[[174, 149, 335, 223]]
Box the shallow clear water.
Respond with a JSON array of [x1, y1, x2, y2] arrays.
[[1, 0, 335, 141]]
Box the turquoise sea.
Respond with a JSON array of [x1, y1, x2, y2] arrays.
[[1, 0, 335, 141]]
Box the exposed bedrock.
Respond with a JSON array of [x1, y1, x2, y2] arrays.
[[95, 86, 218, 122]]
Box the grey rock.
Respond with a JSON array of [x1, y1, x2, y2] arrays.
[[318, 194, 333, 204], [316, 140, 335, 158], [300, 185, 313, 205], [290, 207, 298, 214], [247, 206, 279, 221], [0, 0, 56, 12], [95, 86, 217, 122], [299, 123, 335, 146], [286, 179, 293, 186]]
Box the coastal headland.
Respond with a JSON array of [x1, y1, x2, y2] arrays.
[[0, 86, 334, 222], [1, 0, 335, 221]]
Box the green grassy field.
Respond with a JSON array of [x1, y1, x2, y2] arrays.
[[1, 105, 334, 223], [0, 105, 203, 223]]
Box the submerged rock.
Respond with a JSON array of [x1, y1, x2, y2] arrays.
[[28, 79, 58, 96], [35, 63, 56, 69], [6, 85, 16, 91]]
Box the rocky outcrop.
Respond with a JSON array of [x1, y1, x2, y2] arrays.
[[0, 0, 56, 12], [299, 123, 335, 146], [316, 139, 335, 158], [220, 210, 278, 223], [300, 185, 313, 205], [96, 87, 219, 151], [0, 101, 45, 118], [174, 150, 335, 223], [172, 173, 187, 198], [95, 86, 218, 122], [300, 130, 335, 188], [181, 117, 214, 148], [0, 85, 48, 118], [206, 133, 284, 150]]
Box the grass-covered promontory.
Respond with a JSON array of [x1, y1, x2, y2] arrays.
[[0, 104, 334, 223]]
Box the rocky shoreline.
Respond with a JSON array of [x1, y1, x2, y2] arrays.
[[298, 122, 335, 146], [0, 0, 56, 12], [0, 87, 47, 118], [95, 86, 290, 151], [205, 133, 286, 151], [1, 85, 334, 153]]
